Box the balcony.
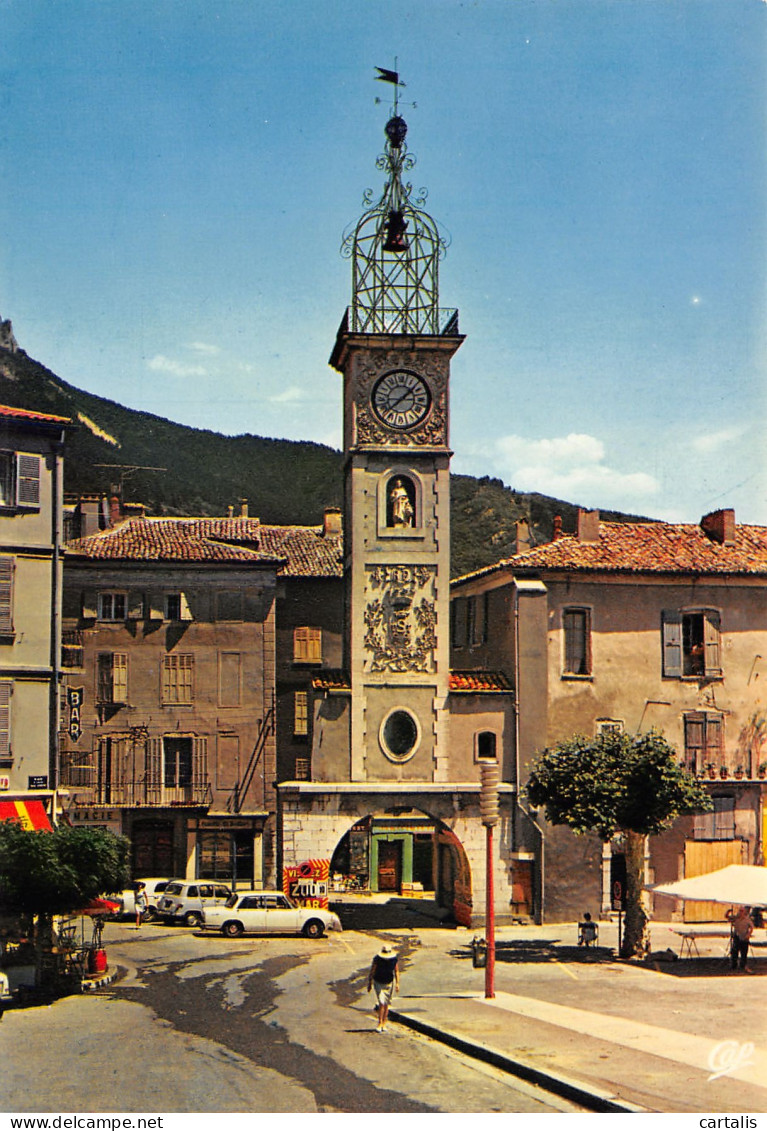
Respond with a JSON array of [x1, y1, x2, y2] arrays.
[[685, 754, 767, 783]]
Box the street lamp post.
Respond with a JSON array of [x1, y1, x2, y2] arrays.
[[480, 761, 499, 999]]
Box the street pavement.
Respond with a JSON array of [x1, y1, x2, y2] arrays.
[[3, 914, 767, 1114], [390, 918, 767, 1113]]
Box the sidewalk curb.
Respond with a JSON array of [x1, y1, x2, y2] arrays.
[[390, 1008, 650, 1114]]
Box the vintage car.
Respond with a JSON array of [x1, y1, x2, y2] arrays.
[[157, 880, 233, 927], [201, 890, 343, 938]]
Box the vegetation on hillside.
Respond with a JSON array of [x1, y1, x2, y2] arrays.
[[0, 342, 647, 577]]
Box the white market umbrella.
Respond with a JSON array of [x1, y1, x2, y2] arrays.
[[647, 864, 767, 907]]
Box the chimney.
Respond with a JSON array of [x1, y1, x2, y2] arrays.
[[577, 508, 600, 543], [552, 515, 563, 540], [323, 506, 342, 537], [701, 508, 736, 545], [240, 498, 249, 518], [227, 505, 234, 519], [109, 494, 122, 528], [76, 495, 102, 538], [515, 518, 532, 555]]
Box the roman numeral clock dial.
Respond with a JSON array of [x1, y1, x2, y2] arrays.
[[371, 370, 431, 430]]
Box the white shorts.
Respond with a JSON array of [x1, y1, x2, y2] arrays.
[[374, 980, 394, 1006]]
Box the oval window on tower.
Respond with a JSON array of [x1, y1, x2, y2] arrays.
[[379, 707, 421, 763]]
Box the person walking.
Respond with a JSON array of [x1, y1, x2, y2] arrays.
[[367, 943, 399, 1032], [134, 882, 148, 929], [726, 905, 754, 971]]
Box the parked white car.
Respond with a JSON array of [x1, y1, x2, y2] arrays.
[[201, 890, 343, 939], [157, 880, 233, 927], [116, 878, 172, 921]]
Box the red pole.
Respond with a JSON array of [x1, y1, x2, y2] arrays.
[[485, 822, 495, 999]]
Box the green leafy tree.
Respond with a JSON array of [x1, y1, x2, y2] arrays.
[[0, 822, 129, 985], [525, 729, 712, 957]]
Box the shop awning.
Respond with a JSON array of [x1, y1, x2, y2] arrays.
[[0, 799, 53, 831]]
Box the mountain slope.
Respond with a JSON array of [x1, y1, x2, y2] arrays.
[[0, 331, 648, 576]]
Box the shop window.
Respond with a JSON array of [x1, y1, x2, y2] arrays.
[[662, 610, 722, 678], [162, 654, 194, 705], [294, 690, 309, 736], [97, 653, 128, 704], [294, 626, 322, 664], [0, 557, 13, 635], [563, 608, 591, 676], [0, 452, 40, 510], [98, 592, 127, 622], [693, 796, 735, 841]]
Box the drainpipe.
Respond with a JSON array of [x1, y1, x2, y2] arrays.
[[514, 584, 545, 923], [49, 430, 65, 793]]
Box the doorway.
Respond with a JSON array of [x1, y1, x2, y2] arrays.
[[377, 839, 403, 892]]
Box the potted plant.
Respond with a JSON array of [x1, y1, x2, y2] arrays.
[[719, 765, 729, 779], [758, 763, 767, 780], [734, 765, 745, 780], [706, 763, 717, 780]]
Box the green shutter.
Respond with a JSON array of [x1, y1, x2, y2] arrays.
[[0, 557, 13, 635]]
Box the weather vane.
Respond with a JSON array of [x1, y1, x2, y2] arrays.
[[374, 61, 417, 117]]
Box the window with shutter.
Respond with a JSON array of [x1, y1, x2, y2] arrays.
[[0, 557, 14, 635], [294, 691, 308, 736], [0, 682, 11, 760], [666, 610, 723, 679], [293, 626, 321, 663], [162, 654, 194, 704], [16, 454, 40, 508], [684, 711, 724, 774], [97, 653, 128, 703], [563, 608, 591, 676]]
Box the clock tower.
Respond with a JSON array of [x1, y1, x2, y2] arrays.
[[329, 105, 464, 783]]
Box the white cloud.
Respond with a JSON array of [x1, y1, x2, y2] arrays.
[[148, 354, 208, 378], [690, 426, 745, 455], [269, 385, 305, 404], [187, 341, 220, 355], [491, 432, 660, 508]]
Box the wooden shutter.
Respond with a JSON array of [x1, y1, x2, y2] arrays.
[[146, 737, 162, 804], [684, 713, 705, 770], [564, 609, 590, 675], [0, 557, 13, 635], [0, 682, 11, 759], [127, 591, 145, 620], [179, 592, 193, 621], [662, 611, 682, 677], [703, 611, 722, 677], [294, 691, 308, 736], [15, 454, 40, 508], [705, 714, 724, 759], [452, 598, 467, 647], [294, 627, 321, 662], [112, 654, 128, 703], [193, 736, 208, 787]]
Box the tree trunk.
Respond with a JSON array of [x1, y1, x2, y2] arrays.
[[620, 829, 649, 958]]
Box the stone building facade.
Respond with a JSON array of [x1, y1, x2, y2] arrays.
[[59, 515, 282, 884], [451, 507, 767, 923], [0, 403, 70, 815]]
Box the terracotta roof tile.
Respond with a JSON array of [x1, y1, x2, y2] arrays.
[[449, 670, 513, 693], [454, 520, 767, 583], [311, 670, 350, 691], [0, 403, 71, 425], [65, 516, 281, 564], [65, 515, 344, 575]]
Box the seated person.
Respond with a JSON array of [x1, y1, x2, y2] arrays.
[[578, 912, 598, 947]]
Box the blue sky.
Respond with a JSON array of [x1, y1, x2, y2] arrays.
[[1, 0, 765, 523]]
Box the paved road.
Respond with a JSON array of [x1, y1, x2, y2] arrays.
[[2, 921, 579, 1114]]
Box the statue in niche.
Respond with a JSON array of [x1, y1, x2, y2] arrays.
[[388, 477, 415, 527]]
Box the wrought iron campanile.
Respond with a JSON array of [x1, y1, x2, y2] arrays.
[[341, 109, 453, 336]]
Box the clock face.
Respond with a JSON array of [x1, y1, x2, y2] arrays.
[[371, 370, 432, 430]]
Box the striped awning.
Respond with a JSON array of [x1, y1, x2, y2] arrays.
[[0, 799, 53, 831]]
